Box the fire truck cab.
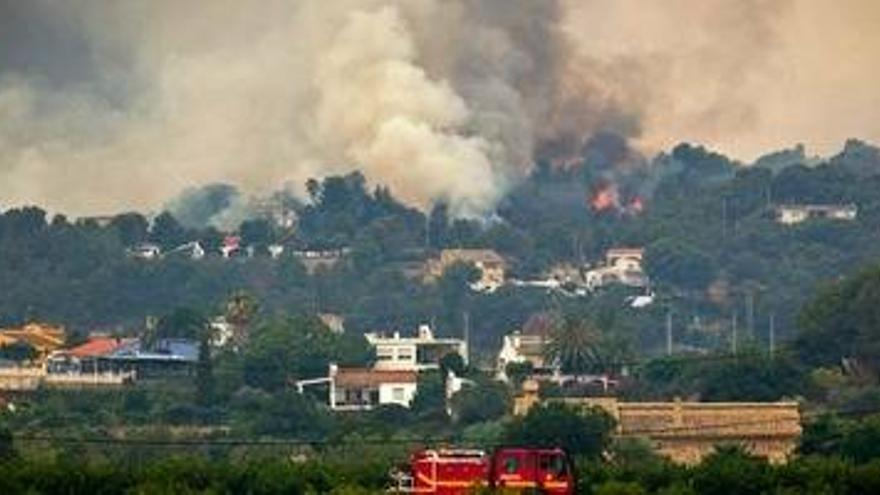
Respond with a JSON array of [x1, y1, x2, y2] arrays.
[[490, 447, 574, 494], [398, 447, 573, 494]]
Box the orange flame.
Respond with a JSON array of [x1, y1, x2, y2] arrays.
[[590, 183, 619, 211]]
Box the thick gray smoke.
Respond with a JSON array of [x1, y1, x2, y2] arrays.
[[1, 0, 878, 217]]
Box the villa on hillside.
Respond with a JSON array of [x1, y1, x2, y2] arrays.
[[293, 248, 351, 274], [774, 203, 858, 225], [295, 323, 467, 411], [424, 249, 507, 293], [366, 324, 468, 371], [329, 364, 418, 411], [584, 247, 649, 291]]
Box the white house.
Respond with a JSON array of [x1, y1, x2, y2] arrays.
[[496, 332, 549, 380], [775, 204, 858, 225], [299, 364, 418, 411], [129, 243, 162, 260], [584, 247, 648, 291], [425, 249, 507, 293], [366, 324, 467, 371], [167, 241, 205, 260], [209, 317, 234, 348]]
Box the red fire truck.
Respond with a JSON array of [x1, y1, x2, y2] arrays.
[[390, 447, 575, 494]]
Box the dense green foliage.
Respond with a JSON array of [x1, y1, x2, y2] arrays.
[[1, 140, 879, 361], [504, 402, 615, 459], [3, 140, 880, 491], [3, 439, 880, 494], [797, 264, 880, 375]]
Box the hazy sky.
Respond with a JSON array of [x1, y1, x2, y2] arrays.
[[565, 0, 880, 159], [0, 0, 878, 215]]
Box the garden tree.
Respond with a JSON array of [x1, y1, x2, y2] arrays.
[[690, 447, 772, 495], [478, 222, 536, 265], [504, 361, 534, 388], [410, 370, 447, 421], [631, 351, 806, 402], [0, 206, 47, 237], [800, 414, 849, 457], [149, 211, 188, 250], [197, 225, 225, 255], [838, 415, 880, 463], [195, 335, 214, 408], [239, 218, 275, 247], [446, 218, 482, 248], [427, 201, 449, 249], [439, 352, 466, 377], [242, 315, 372, 391], [593, 481, 647, 495], [504, 402, 615, 459], [645, 238, 716, 291], [0, 426, 15, 461], [696, 351, 807, 401], [797, 264, 880, 376], [231, 389, 335, 438], [108, 212, 149, 246], [669, 142, 737, 186], [437, 262, 480, 332], [298, 172, 425, 249], [351, 215, 422, 271], [449, 379, 510, 425], [153, 307, 209, 343]]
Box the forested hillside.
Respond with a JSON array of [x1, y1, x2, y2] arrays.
[[1, 140, 879, 359]]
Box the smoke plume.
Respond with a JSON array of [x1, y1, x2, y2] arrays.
[[1, 0, 878, 217]]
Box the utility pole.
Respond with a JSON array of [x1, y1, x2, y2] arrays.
[[769, 312, 776, 357], [666, 309, 673, 356], [746, 290, 755, 340], [462, 311, 470, 365], [731, 311, 738, 354]]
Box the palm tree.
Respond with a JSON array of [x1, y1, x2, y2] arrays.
[[545, 316, 610, 375]]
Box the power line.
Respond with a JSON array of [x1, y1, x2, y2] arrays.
[[13, 404, 880, 450]]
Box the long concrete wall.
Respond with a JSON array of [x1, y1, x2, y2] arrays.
[[515, 392, 801, 464]]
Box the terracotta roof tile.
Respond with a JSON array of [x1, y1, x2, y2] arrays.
[[65, 337, 135, 358], [335, 368, 417, 387]]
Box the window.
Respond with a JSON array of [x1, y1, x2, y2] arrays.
[[540, 455, 567, 477], [377, 348, 394, 361], [392, 387, 405, 401], [503, 456, 519, 474]]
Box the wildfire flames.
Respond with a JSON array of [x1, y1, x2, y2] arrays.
[[589, 181, 645, 216], [591, 182, 619, 211]]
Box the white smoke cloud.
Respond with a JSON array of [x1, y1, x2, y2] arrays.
[[0, 0, 878, 217]]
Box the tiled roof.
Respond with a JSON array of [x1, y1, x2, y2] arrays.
[[0, 323, 66, 349], [335, 368, 417, 387], [441, 249, 506, 264], [65, 337, 135, 358]]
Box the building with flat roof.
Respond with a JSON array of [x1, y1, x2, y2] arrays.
[[775, 203, 858, 225], [425, 249, 507, 293], [366, 324, 467, 372], [330, 365, 418, 411]]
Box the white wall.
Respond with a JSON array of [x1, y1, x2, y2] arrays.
[[378, 382, 417, 407]]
